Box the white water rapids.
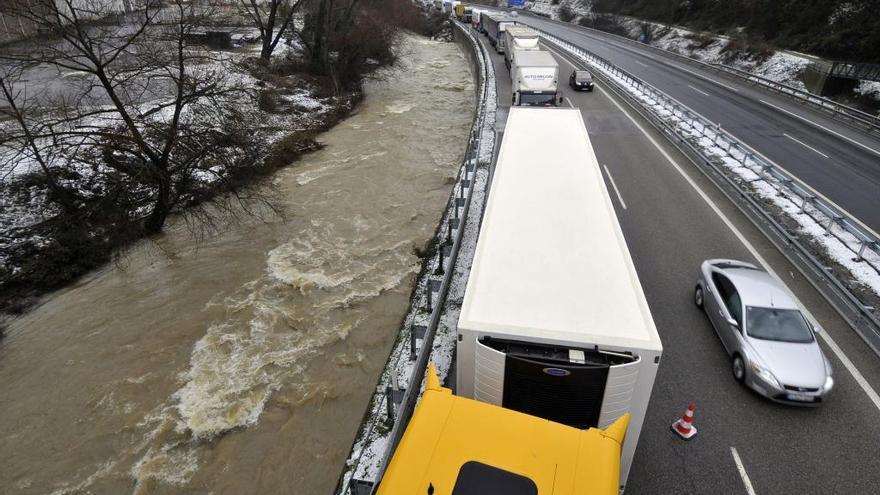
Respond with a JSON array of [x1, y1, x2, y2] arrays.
[[0, 34, 474, 494]]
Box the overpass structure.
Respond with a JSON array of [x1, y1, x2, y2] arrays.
[[804, 60, 880, 96]]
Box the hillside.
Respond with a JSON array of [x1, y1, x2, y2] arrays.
[[591, 0, 880, 64]]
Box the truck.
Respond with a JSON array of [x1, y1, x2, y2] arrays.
[[502, 25, 539, 69], [375, 365, 630, 495], [509, 49, 561, 106], [470, 8, 483, 30], [456, 107, 663, 492], [454, 3, 471, 22], [483, 13, 517, 50]]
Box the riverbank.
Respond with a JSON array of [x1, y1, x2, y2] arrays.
[[0, 32, 475, 493], [0, 33, 368, 326]]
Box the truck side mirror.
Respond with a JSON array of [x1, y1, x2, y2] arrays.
[[557, 94, 563, 106]]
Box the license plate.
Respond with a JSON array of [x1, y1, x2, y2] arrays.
[[787, 392, 813, 402]]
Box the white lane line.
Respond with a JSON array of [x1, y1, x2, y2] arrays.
[[731, 447, 757, 495], [598, 83, 880, 414], [669, 61, 742, 93], [634, 60, 648, 68], [545, 40, 880, 240], [783, 133, 830, 158], [602, 164, 627, 210], [565, 96, 575, 108], [688, 84, 711, 97], [721, 126, 880, 240], [760, 99, 880, 158]]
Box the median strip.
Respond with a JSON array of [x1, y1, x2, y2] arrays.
[[536, 29, 880, 359]]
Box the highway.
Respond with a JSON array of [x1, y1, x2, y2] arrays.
[[507, 14, 880, 236], [475, 27, 880, 494]]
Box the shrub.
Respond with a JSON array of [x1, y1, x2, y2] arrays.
[[559, 5, 577, 23]]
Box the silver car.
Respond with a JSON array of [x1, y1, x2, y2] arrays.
[[695, 259, 833, 405]]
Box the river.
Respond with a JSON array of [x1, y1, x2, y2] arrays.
[[0, 34, 474, 494]]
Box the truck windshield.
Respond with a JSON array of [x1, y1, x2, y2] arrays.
[[520, 94, 556, 106], [745, 307, 814, 343]]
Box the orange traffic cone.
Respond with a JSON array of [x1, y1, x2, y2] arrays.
[[671, 401, 697, 440]]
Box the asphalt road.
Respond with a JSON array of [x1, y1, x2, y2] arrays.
[[474, 26, 880, 495], [499, 14, 880, 237]]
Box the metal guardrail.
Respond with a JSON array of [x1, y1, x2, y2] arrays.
[[338, 21, 492, 495], [522, 13, 880, 135], [537, 30, 880, 354]]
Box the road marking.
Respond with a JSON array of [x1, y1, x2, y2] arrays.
[[544, 40, 880, 240], [634, 60, 648, 68], [566, 27, 743, 93], [760, 99, 880, 158], [565, 96, 574, 108], [783, 133, 830, 158], [597, 83, 880, 414], [667, 60, 742, 93], [731, 447, 757, 495], [688, 84, 711, 97], [602, 164, 627, 210]]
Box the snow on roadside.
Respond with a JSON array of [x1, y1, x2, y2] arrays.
[[612, 16, 811, 90], [547, 34, 880, 299], [0, 38, 336, 285], [337, 26, 496, 493]]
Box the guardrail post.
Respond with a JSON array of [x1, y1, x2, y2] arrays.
[[799, 195, 812, 213], [855, 242, 869, 262], [410, 324, 427, 360], [385, 368, 403, 426]]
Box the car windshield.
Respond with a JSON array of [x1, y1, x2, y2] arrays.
[[745, 306, 814, 343], [574, 71, 592, 82]]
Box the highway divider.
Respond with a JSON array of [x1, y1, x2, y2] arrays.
[[536, 30, 880, 356], [519, 12, 880, 135], [335, 21, 496, 495]]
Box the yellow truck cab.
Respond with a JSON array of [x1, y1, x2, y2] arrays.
[[376, 365, 630, 494]]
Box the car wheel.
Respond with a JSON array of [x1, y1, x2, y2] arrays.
[[732, 354, 746, 383], [694, 285, 704, 309]]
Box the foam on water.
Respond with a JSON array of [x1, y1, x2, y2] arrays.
[[129, 215, 420, 486], [3, 33, 474, 495]]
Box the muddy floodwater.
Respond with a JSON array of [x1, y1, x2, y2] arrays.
[[0, 34, 474, 494]]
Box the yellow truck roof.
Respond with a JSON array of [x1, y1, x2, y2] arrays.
[[377, 365, 629, 495]]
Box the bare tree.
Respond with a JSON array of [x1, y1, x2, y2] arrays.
[[238, 0, 305, 61], [0, 0, 265, 234]]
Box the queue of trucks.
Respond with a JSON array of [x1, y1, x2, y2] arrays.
[[470, 12, 562, 106], [368, 7, 649, 494]]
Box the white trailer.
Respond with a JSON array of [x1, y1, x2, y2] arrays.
[[456, 107, 662, 492], [510, 50, 561, 106], [483, 13, 517, 49], [471, 9, 483, 30], [502, 25, 539, 69]]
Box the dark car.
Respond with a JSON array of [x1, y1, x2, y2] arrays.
[[569, 70, 594, 91]]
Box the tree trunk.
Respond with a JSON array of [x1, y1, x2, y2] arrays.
[[145, 174, 171, 234], [260, 38, 273, 60], [311, 0, 331, 72]]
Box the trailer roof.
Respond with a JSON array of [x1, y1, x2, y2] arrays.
[[458, 108, 661, 350], [505, 25, 538, 37], [485, 13, 517, 22], [513, 50, 557, 67]]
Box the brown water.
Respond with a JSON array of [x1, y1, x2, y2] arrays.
[[0, 34, 474, 494]]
